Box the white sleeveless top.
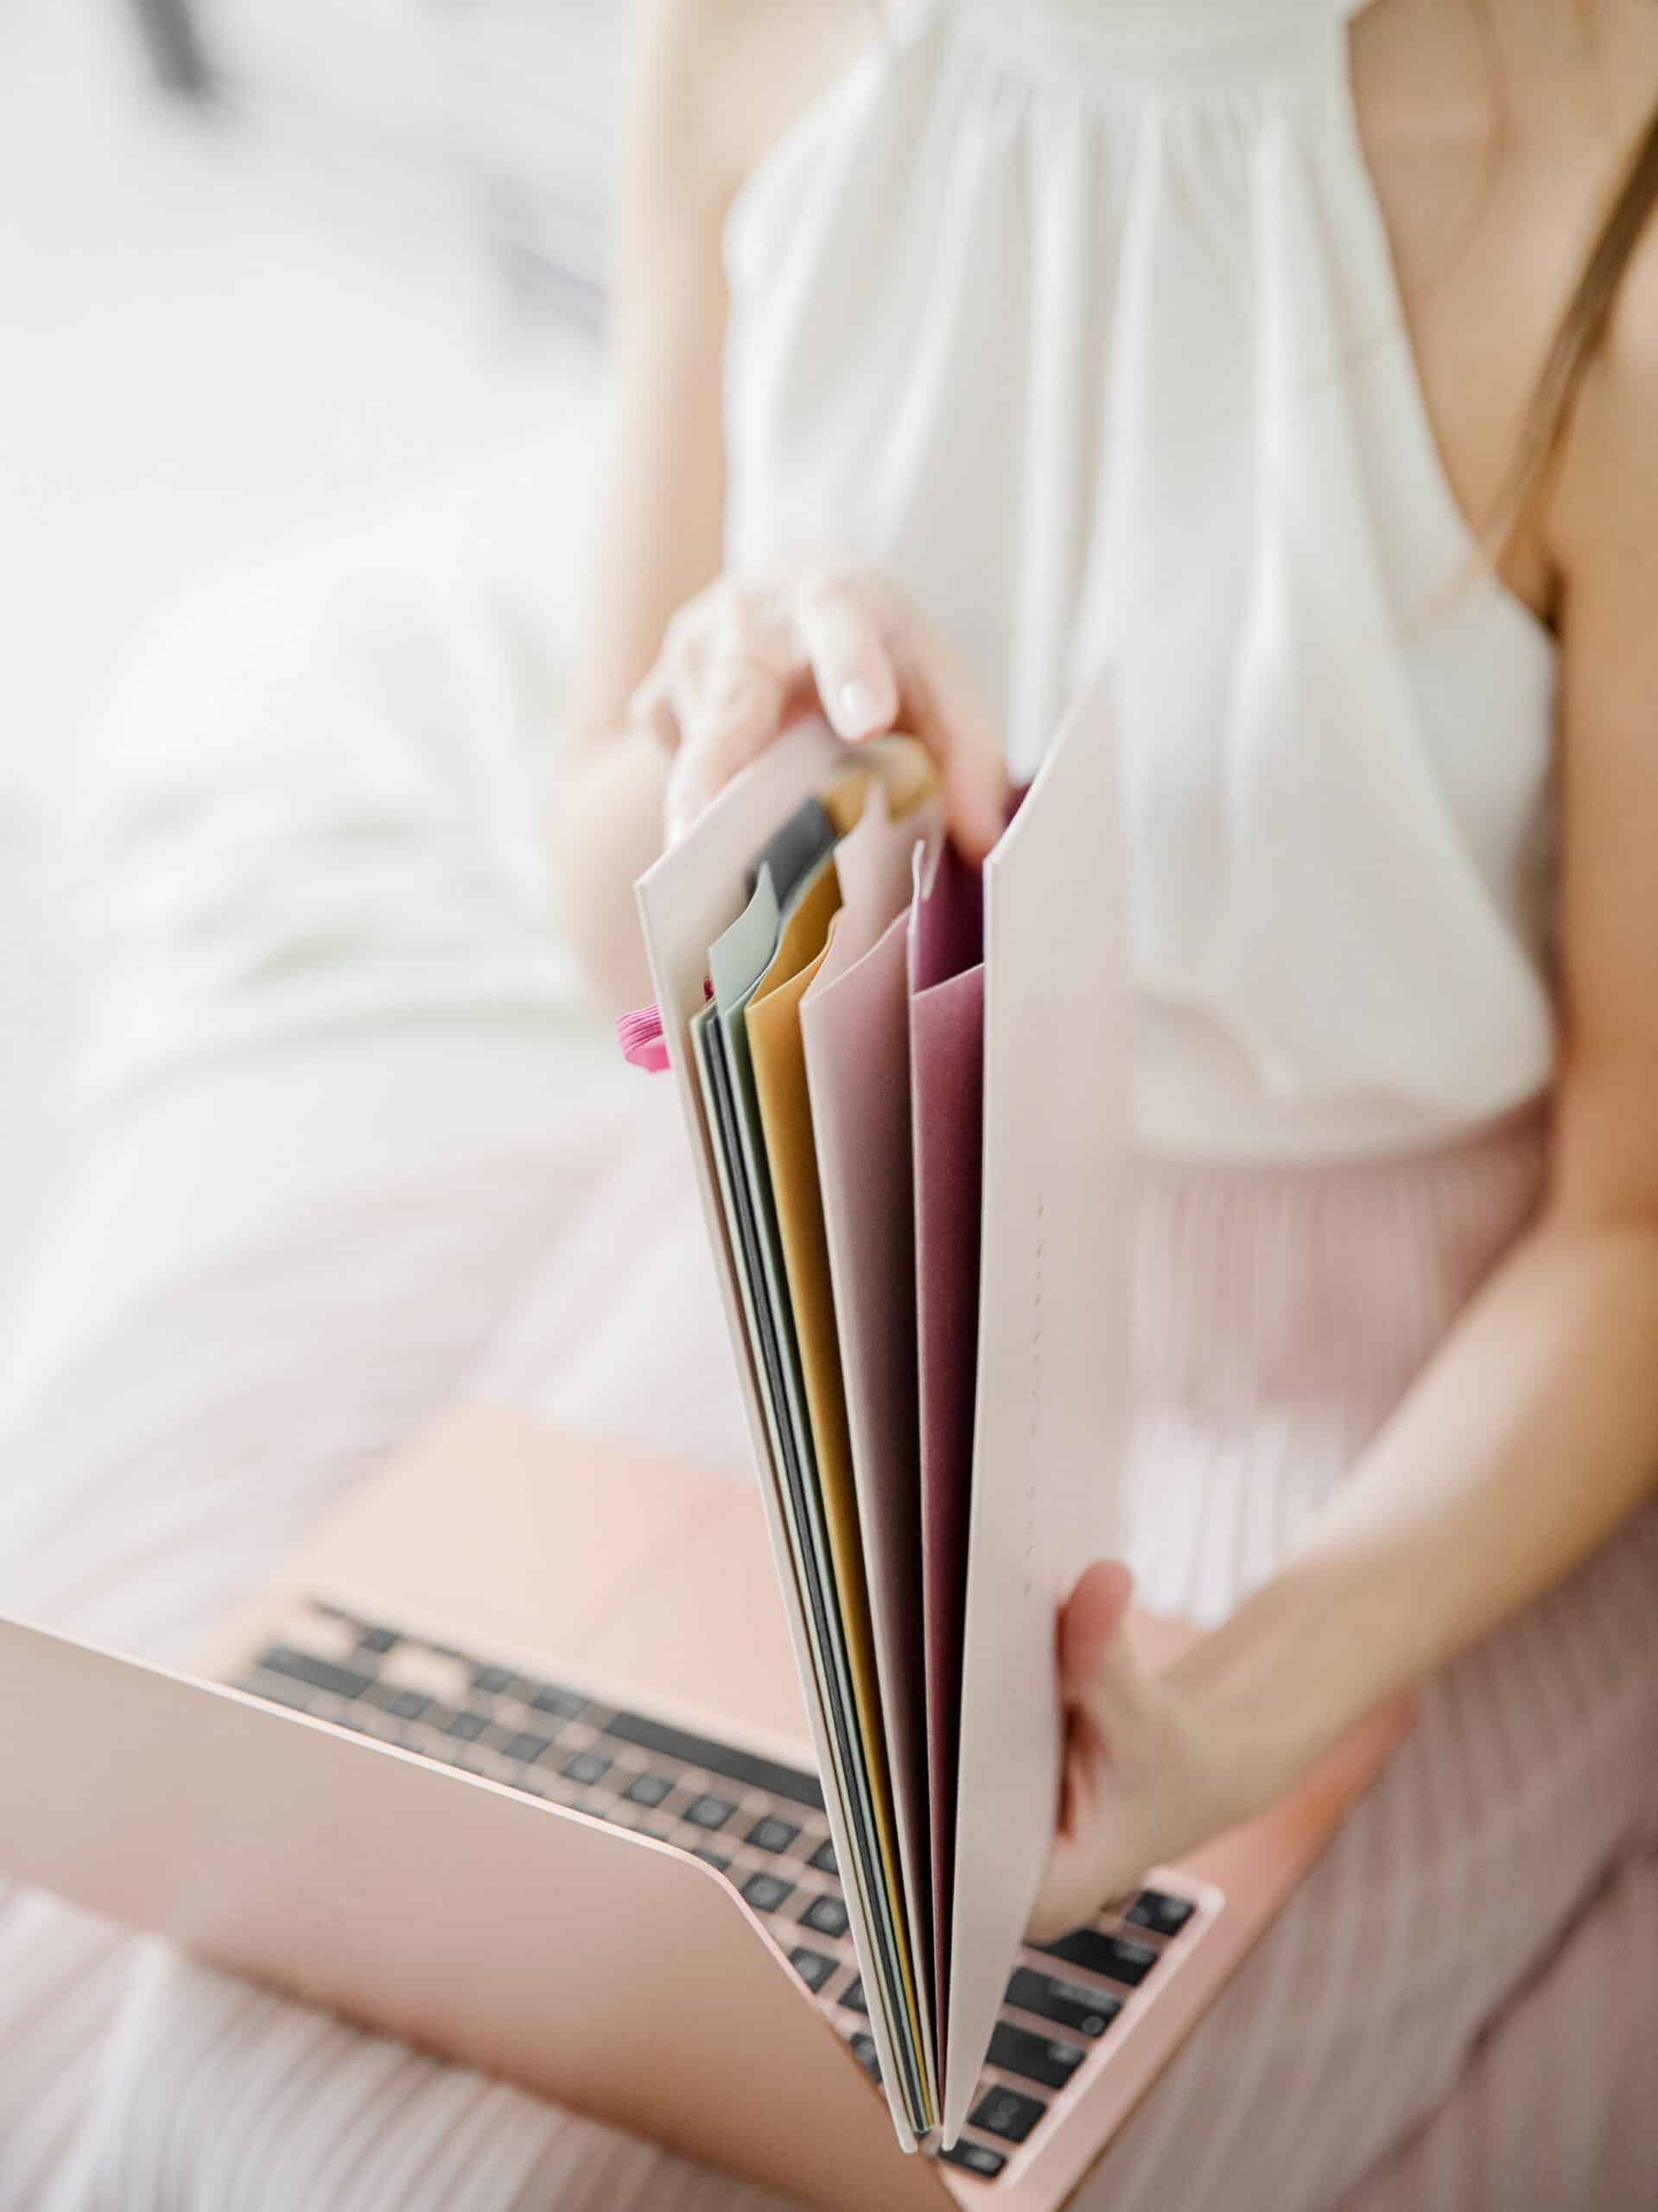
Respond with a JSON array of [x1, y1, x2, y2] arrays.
[[721, 0, 1560, 1160]]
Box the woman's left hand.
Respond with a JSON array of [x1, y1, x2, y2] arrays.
[[1026, 1561, 1275, 1942]]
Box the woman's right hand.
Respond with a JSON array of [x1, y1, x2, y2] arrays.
[[626, 562, 1011, 857]]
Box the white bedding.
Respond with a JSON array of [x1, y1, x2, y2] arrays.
[[0, 525, 795, 2210]]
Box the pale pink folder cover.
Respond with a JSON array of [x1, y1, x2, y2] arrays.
[[942, 678, 1128, 2141], [798, 780, 944, 2087], [636, 716, 923, 2143]]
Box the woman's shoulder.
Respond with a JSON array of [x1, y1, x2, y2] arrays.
[[634, 0, 883, 211], [1535, 6, 1658, 588]]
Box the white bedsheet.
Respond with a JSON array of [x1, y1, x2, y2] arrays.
[[0, 530, 791, 2209]]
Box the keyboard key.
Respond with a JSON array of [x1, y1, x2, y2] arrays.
[[499, 1731, 553, 1765], [799, 1894, 849, 1940], [849, 2032, 881, 2082], [941, 2141, 1008, 2180], [472, 1665, 516, 1696], [683, 1793, 736, 1832], [624, 1771, 674, 1808], [741, 1871, 795, 1913], [1125, 1888, 1196, 1938], [372, 1688, 430, 1721], [355, 1625, 399, 1656], [988, 2022, 1086, 2091], [789, 1948, 837, 1993], [1038, 1929, 1158, 1986], [809, 1838, 838, 1877], [838, 1975, 868, 2016], [746, 1815, 801, 1856], [256, 1646, 373, 1703], [529, 1685, 588, 1722], [969, 2086, 1046, 2145], [445, 1710, 492, 1742], [691, 1847, 733, 1872], [605, 1710, 823, 1810], [1007, 1967, 1121, 2039], [562, 1750, 612, 1786]]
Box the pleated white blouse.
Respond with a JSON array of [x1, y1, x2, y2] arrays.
[[724, 0, 1558, 1159]]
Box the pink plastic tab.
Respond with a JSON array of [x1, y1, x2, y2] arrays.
[[616, 1003, 670, 1073]]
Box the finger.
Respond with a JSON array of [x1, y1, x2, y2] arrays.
[[678, 653, 790, 763], [1028, 1569, 1157, 1939], [670, 576, 800, 767], [1031, 1724, 1154, 1936], [1028, 1837, 1150, 1943], [1058, 1560, 1147, 1751], [669, 659, 791, 837], [792, 576, 899, 741], [664, 636, 796, 842], [890, 643, 1010, 861], [627, 668, 681, 755], [1059, 1560, 1136, 1691]]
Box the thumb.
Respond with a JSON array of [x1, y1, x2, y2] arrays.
[[1065, 1566, 1140, 1681], [1059, 1560, 1140, 1738]]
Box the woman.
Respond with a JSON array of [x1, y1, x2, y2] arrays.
[[3, 0, 1658, 2203], [565, 0, 1658, 2137]]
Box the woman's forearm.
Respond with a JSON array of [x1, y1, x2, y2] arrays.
[[1170, 1201, 1658, 1789], [549, 730, 672, 1015]]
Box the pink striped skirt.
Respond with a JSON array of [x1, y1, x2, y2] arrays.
[[1093, 1103, 1658, 2209], [1, 1090, 1655, 2208]]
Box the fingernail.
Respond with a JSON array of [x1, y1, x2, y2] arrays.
[[835, 677, 880, 737]]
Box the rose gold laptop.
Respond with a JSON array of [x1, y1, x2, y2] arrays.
[[0, 1405, 1398, 2209]]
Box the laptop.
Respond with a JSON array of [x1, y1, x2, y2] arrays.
[[0, 1404, 1401, 2210]]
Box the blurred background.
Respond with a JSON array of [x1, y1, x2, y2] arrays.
[[2, 0, 619, 1332]]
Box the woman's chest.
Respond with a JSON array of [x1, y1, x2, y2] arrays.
[[1350, 0, 1658, 630]]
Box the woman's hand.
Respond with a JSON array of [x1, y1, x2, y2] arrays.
[[1026, 1563, 1264, 1942], [626, 562, 1010, 856], [1029, 1560, 1420, 1942]]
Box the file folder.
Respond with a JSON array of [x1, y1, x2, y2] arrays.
[[635, 684, 1128, 2148]]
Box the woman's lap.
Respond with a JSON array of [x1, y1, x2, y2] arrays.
[[7, 1213, 1655, 2210], [0, 1123, 798, 2212], [1343, 1840, 1658, 2211], [20, 1943, 803, 2212]]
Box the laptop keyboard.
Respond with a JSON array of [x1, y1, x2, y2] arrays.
[[232, 1601, 1209, 2187]]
